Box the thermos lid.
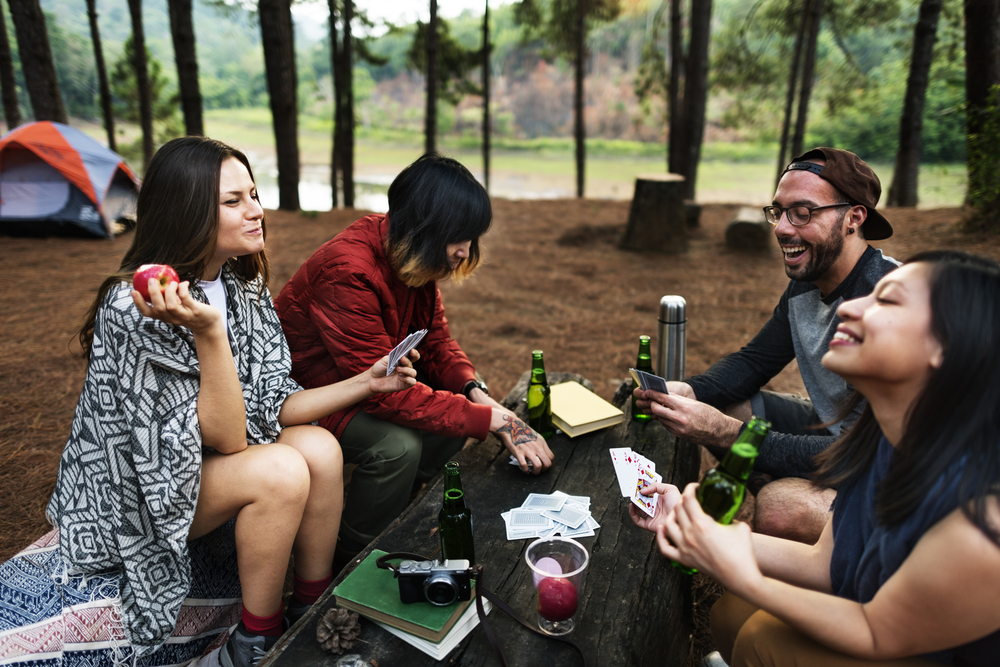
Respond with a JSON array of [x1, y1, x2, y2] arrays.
[[659, 295, 687, 324]]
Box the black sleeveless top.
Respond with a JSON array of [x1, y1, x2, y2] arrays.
[[830, 436, 1000, 666]]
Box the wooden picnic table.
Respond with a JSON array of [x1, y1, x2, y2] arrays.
[[260, 373, 700, 667]]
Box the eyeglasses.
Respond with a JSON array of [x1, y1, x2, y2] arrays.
[[763, 203, 852, 226]]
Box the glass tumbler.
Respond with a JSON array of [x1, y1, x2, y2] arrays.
[[524, 536, 589, 635]]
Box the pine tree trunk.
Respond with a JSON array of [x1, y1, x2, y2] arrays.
[[425, 0, 438, 155], [86, 0, 114, 149], [482, 0, 490, 192], [574, 0, 586, 198], [329, 0, 341, 207], [790, 0, 824, 158], [168, 0, 203, 136], [259, 0, 300, 211], [888, 0, 942, 207], [776, 0, 809, 188], [680, 0, 711, 200], [963, 0, 1000, 224], [126, 0, 154, 167], [341, 0, 354, 207], [0, 0, 22, 130], [667, 0, 683, 174], [8, 0, 66, 123]]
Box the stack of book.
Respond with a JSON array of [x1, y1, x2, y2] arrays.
[[332, 549, 490, 660]]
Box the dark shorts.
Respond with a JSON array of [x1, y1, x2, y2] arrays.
[[749, 390, 830, 437]]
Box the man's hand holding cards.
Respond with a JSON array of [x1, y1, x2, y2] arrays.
[[609, 447, 662, 517], [630, 368, 669, 394]]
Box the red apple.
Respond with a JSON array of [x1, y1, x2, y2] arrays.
[[133, 264, 180, 301], [537, 577, 577, 622]]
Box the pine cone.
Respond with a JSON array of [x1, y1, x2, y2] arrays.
[[316, 607, 362, 654]]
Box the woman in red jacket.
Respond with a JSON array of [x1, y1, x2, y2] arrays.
[[276, 153, 554, 559]]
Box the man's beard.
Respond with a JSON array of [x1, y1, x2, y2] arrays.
[[783, 213, 847, 283]]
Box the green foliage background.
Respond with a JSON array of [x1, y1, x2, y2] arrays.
[[1, 0, 967, 169]]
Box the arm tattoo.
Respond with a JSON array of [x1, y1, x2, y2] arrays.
[[497, 414, 536, 446]]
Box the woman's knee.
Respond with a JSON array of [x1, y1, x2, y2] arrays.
[[251, 443, 311, 504], [282, 425, 343, 481]]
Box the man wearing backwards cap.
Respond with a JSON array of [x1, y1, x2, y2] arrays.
[[636, 147, 898, 544]]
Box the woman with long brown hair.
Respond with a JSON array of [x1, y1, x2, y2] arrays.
[[634, 251, 1000, 666], [47, 136, 416, 667]]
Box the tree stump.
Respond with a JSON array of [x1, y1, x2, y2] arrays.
[[684, 200, 702, 229], [725, 206, 772, 252], [620, 173, 687, 253]]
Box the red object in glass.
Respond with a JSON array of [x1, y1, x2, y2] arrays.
[[537, 577, 578, 622]]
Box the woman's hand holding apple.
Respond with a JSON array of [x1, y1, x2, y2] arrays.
[[131, 277, 222, 337]]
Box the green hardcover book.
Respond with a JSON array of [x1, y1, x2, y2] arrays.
[[333, 549, 475, 642]]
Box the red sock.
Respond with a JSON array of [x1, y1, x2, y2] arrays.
[[292, 570, 333, 606], [242, 602, 284, 637]]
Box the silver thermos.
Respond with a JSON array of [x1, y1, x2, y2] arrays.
[[657, 296, 686, 381]]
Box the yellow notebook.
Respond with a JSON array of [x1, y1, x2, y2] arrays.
[[550, 381, 625, 438]]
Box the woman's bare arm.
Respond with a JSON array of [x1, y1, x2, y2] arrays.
[[663, 486, 1000, 660], [277, 351, 418, 426]]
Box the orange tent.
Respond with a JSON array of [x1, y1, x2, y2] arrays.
[[0, 121, 139, 238]]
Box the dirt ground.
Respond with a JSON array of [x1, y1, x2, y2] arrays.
[[2, 200, 997, 563]]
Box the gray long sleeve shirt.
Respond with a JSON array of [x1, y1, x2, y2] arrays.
[[686, 246, 900, 479]]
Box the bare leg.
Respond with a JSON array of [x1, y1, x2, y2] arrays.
[[189, 444, 310, 616], [277, 425, 344, 581], [753, 478, 835, 544]]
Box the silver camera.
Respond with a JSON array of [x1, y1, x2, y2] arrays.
[[396, 559, 472, 606]]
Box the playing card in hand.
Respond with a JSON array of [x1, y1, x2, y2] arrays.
[[630, 467, 662, 517], [386, 329, 427, 376], [630, 368, 669, 394]]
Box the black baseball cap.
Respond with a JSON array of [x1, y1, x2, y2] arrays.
[[783, 147, 893, 240]]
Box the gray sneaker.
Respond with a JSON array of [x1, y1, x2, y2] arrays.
[[220, 622, 280, 667]]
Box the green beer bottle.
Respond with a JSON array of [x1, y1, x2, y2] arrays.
[[672, 416, 770, 574], [439, 461, 476, 563], [527, 350, 554, 438], [632, 335, 654, 422]]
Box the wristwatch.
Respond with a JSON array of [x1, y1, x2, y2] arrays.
[[462, 380, 489, 399]]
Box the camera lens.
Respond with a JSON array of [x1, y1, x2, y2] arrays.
[[424, 573, 459, 606]]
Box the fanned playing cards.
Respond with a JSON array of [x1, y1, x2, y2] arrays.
[[386, 329, 427, 375], [610, 447, 662, 517]]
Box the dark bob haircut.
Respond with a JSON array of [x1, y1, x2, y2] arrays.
[[78, 136, 267, 355], [815, 250, 1000, 546], [385, 152, 492, 287]]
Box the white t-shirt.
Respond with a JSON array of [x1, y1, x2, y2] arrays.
[[199, 271, 230, 338]]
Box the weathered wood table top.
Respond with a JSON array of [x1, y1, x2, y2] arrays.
[[260, 373, 700, 667]]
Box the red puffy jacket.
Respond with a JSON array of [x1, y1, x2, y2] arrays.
[[275, 214, 493, 440]]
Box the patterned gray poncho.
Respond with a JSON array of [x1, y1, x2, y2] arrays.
[[46, 265, 302, 656]]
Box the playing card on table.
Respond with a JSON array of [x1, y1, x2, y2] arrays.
[[386, 329, 428, 376], [507, 509, 552, 529], [630, 467, 662, 517], [521, 493, 567, 511], [541, 504, 590, 530]]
